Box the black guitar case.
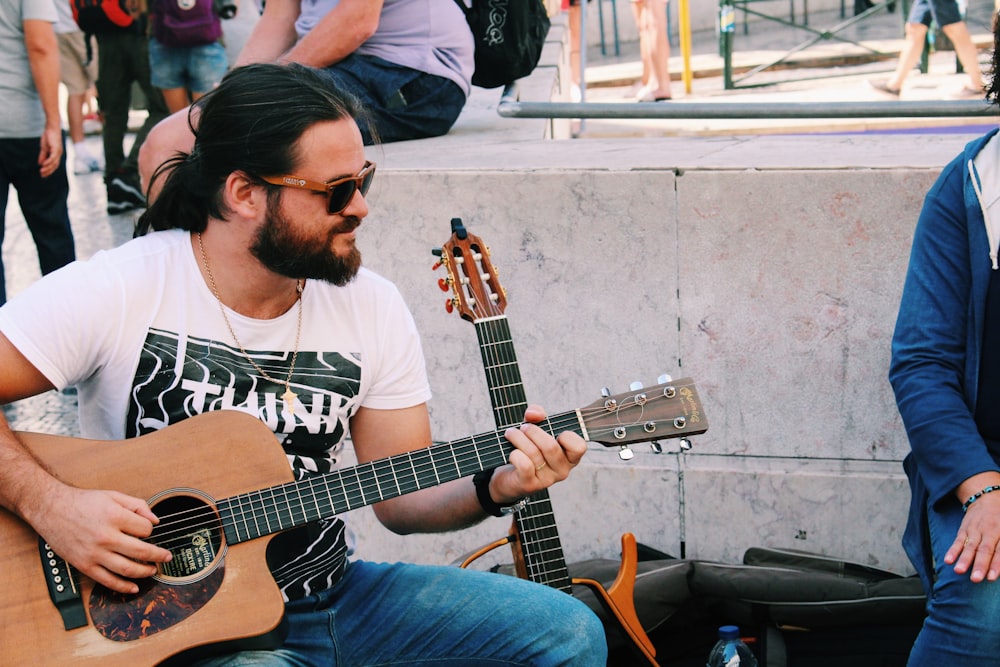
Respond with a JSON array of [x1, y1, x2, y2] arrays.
[[566, 546, 926, 667]]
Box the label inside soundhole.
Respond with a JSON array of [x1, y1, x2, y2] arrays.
[[160, 528, 217, 578], [148, 490, 224, 582]]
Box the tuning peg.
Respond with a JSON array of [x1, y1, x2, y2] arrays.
[[431, 247, 443, 257], [601, 387, 612, 397], [650, 441, 663, 454], [679, 438, 693, 451], [629, 380, 643, 391], [437, 277, 451, 292], [450, 217, 468, 240], [445, 299, 455, 314], [658, 374, 673, 384], [618, 445, 634, 461]]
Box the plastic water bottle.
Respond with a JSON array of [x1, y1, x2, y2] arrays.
[[706, 625, 758, 667]]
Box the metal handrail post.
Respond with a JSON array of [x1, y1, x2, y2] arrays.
[[719, 0, 736, 89]]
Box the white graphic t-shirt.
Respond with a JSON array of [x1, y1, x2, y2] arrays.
[[0, 229, 432, 599]]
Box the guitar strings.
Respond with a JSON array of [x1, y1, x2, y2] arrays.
[[141, 383, 701, 549], [474, 318, 573, 590]]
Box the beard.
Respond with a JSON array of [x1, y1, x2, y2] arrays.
[[250, 194, 362, 286]]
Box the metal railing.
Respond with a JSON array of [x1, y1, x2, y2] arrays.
[[498, 83, 996, 121], [718, 0, 899, 89]]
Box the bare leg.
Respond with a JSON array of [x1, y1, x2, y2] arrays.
[[646, 0, 672, 98], [941, 21, 985, 91], [635, 0, 671, 100], [630, 0, 649, 87], [886, 22, 930, 91], [160, 87, 192, 114], [567, 4, 581, 87], [66, 92, 86, 145]]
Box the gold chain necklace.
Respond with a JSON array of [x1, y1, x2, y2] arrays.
[[197, 232, 304, 415]]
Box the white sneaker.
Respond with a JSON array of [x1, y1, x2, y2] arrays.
[[73, 153, 103, 175]]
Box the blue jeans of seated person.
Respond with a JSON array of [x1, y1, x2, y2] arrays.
[[191, 559, 608, 666], [907, 495, 1000, 665], [0, 137, 75, 306], [316, 54, 467, 145]]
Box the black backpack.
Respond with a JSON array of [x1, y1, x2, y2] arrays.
[[453, 0, 551, 89], [70, 0, 139, 63]]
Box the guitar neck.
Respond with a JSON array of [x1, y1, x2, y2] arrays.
[[476, 315, 529, 429], [475, 316, 573, 593], [218, 409, 583, 546]]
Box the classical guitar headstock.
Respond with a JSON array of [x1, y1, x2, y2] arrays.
[[581, 375, 707, 459], [432, 217, 507, 322]]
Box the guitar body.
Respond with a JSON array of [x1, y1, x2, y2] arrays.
[[2, 411, 290, 667]]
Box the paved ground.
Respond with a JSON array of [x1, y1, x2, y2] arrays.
[[3, 1, 999, 435]]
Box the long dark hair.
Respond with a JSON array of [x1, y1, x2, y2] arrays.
[[135, 63, 367, 236], [988, 11, 1000, 105]]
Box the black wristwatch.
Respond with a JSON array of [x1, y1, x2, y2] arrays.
[[473, 469, 527, 517]]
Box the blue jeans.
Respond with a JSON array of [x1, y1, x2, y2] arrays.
[[191, 560, 608, 666], [907, 495, 1000, 665], [316, 54, 467, 145], [906, 0, 963, 28], [0, 136, 75, 305], [149, 39, 229, 94]]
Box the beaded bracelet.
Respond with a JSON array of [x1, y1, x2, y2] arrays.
[[962, 485, 1000, 512]]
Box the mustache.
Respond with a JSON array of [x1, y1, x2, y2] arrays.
[[334, 216, 361, 234]]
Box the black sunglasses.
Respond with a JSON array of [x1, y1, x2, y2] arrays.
[[261, 161, 376, 215]]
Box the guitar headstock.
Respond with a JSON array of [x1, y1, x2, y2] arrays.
[[578, 377, 708, 456], [433, 218, 507, 322]]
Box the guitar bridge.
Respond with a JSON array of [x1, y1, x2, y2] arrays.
[[38, 537, 87, 630]]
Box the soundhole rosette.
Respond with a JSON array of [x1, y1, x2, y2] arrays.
[[147, 488, 227, 585]]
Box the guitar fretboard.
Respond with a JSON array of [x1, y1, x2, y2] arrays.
[[217, 411, 582, 546], [475, 315, 573, 594]]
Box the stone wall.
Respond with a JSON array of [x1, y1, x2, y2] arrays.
[[341, 129, 976, 575]]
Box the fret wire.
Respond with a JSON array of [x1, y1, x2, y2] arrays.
[[278, 485, 293, 530], [341, 466, 361, 511], [261, 488, 278, 533], [251, 490, 267, 539], [262, 487, 277, 534], [365, 460, 385, 503], [355, 465, 373, 506], [306, 477, 325, 523], [400, 450, 420, 496]]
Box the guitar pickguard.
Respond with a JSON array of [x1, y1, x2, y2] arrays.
[[90, 566, 225, 642]]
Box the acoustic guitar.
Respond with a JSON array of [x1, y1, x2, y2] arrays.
[[2, 378, 706, 665], [435, 218, 702, 666]]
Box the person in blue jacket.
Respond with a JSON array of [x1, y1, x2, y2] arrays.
[[889, 15, 1000, 665]]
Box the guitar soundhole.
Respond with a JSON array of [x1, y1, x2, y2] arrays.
[[150, 491, 225, 583], [89, 490, 227, 642]]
